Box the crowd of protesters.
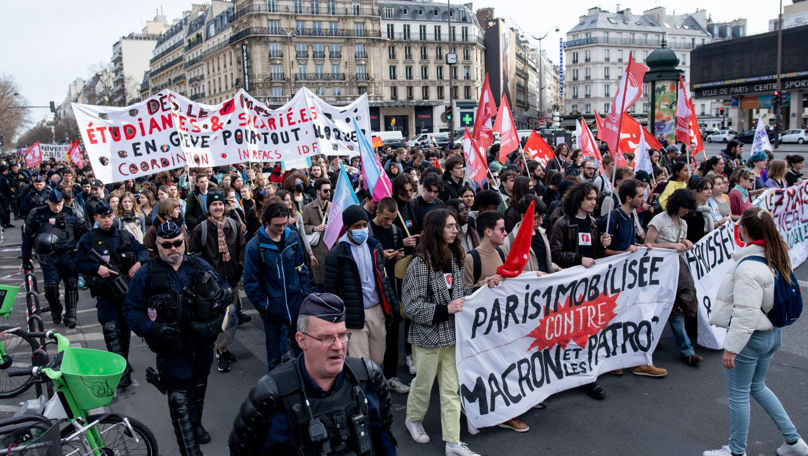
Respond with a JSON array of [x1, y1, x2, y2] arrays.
[[2, 133, 807, 456]]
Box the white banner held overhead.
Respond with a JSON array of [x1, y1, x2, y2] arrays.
[[39, 144, 72, 160], [71, 87, 370, 183], [455, 248, 678, 428]]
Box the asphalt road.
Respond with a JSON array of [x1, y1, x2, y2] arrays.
[[0, 212, 806, 456]]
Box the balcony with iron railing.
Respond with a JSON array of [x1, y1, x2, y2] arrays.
[[355, 73, 370, 81], [233, 3, 377, 21], [295, 73, 346, 81], [565, 36, 662, 48], [296, 51, 308, 58], [188, 74, 205, 84], [387, 32, 484, 45], [329, 51, 341, 58], [269, 50, 283, 58], [172, 74, 186, 84], [150, 40, 183, 64], [355, 51, 368, 59], [312, 51, 326, 58], [269, 73, 286, 81], [190, 91, 206, 101], [151, 56, 184, 77]]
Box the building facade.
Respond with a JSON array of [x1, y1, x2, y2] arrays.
[[110, 15, 167, 106]]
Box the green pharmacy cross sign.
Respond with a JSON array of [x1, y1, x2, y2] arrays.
[[461, 112, 474, 126]]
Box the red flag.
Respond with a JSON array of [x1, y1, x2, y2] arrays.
[[472, 74, 498, 149], [579, 117, 604, 172], [23, 142, 42, 168], [67, 141, 83, 169], [432, 157, 442, 171], [594, 111, 606, 140], [493, 95, 519, 163], [371, 136, 384, 149], [497, 201, 535, 278], [600, 52, 649, 156], [675, 74, 693, 145], [523, 130, 556, 167], [621, 113, 663, 151], [688, 98, 705, 157], [462, 127, 487, 186]]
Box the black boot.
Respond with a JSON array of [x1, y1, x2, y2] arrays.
[[63, 283, 78, 329], [102, 322, 132, 389], [192, 381, 211, 444], [168, 390, 203, 456], [235, 294, 251, 324], [43, 283, 62, 324]]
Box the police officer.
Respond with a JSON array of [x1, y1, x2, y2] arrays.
[[0, 164, 14, 228], [75, 200, 149, 389], [20, 174, 50, 218], [22, 188, 85, 327], [7, 162, 27, 220], [123, 221, 232, 456], [229, 293, 397, 456], [84, 179, 106, 228]]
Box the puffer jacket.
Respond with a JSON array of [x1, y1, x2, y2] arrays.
[[709, 244, 775, 354], [324, 237, 398, 330]]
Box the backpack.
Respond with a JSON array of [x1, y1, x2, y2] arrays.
[[470, 247, 506, 286], [738, 256, 803, 327], [200, 217, 238, 243]]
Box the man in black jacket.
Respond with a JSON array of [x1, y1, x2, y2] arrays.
[[324, 205, 398, 367], [184, 172, 210, 232]]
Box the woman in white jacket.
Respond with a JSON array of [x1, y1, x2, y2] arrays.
[[704, 208, 807, 456]]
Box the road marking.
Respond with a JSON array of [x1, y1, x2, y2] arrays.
[[799, 280, 808, 290]]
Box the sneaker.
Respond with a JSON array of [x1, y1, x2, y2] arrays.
[[218, 350, 237, 363], [777, 438, 808, 456], [446, 441, 481, 456], [236, 311, 252, 325], [609, 369, 624, 375], [703, 445, 745, 456], [497, 418, 529, 433], [532, 401, 547, 409], [580, 382, 607, 400], [217, 352, 232, 373], [683, 353, 704, 367], [387, 377, 410, 394], [405, 419, 430, 444], [632, 365, 668, 378], [406, 355, 416, 375]]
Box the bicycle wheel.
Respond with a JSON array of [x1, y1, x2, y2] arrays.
[[60, 414, 158, 456], [0, 326, 38, 399]]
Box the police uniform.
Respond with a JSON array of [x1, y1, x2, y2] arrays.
[[6, 165, 27, 219], [20, 175, 50, 219], [22, 188, 86, 327], [229, 293, 397, 456], [123, 222, 232, 456], [0, 165, 13, 228], [75, 200, 149, 389]]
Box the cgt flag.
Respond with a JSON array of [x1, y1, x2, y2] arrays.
[[67, 140, 84, 169], [579, 117, 603, 172], [675, 75, 693, 146], [496, 201, 534, 278], [472, 73, 498, 149], [23, 142, 42, 168], [600, 52, 648, 157], [688, 98, 705, 157], [493, 95, 520, 163], [463, 127, 487, 186], [523, 130, 556, 168]]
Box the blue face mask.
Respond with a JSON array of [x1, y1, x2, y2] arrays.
[[350, 227, 369, 245]]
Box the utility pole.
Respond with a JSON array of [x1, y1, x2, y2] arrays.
[[532, 28, 559, 129], [447, 0, 456, 146], [774, 0, 783, 149]]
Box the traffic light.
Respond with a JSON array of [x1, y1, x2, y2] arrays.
[[49, 101, 56, 113], [719, 107, 725, 115], [445, 106, 453, 121], [772, 90, 782, 108]]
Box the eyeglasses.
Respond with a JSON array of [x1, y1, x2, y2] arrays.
[[497, 226, 507, 233], [158, 239, 184, 249], [302, 331, 351, 346]]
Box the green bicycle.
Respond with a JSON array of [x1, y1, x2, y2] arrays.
[[1, 330, 157, 455], [0, 282, 46, 399]]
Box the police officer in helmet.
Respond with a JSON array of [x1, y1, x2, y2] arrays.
[[123, 221, 232, 456], [75, 200, 149, 389], [22, 188, 85, 327], [20, 174, 50, 219], [229, 293, 397, 456]]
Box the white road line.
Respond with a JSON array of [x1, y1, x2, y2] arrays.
[[799, 280, 808, 289]]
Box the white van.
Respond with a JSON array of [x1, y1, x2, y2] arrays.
[[375, 131, 404, 142]]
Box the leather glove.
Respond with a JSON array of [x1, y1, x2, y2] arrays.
[[148, 322, 182, 345]]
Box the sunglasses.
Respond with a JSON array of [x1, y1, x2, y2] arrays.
[[158, 239, 184, 249]]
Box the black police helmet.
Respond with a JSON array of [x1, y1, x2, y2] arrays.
[[34, 233, 59, 255]]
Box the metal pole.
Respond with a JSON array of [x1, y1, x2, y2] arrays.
[[447, 0, 454, 146], [539, 38, 543, 124], [774, 0, 783, 148]]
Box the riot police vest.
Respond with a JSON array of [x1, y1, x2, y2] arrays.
[[85, 228, 134, 298], [273, 358, 375, 456], [36, 207, 79, 251]]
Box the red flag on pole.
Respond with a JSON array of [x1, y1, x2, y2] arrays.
[[523, 130, 556, 167], [23, 142, 42, 168], [472, 73, 498, 149], [688, 98, 705, 157], [594, 111, 606, 140], [496, 201, 535, 278], [493, 95, 519, 163], [579, 117, 604, 172], [67, 141, 83, 169], [462, 127, 487, 186], [599, 52, 648, 156], [675, 74, 693, 145]]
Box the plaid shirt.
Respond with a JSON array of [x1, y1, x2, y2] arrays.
[[402, 254, 469, 349]]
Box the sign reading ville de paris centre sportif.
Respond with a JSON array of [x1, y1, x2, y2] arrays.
[[693, 76, 808, 98]]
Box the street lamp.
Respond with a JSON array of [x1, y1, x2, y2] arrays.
[[532, 27, 559, 127]]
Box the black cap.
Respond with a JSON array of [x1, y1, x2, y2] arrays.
[[90, 179, 104, 188], [94, 200, 113, 216], [300, 293, 346, 323], [634, 170, 652, 184], [156, 221, 183, 239], [206, 191, 224, 212], [32, 174, 45, 183], [47, 188, 63, 203], [0, 165, 7, 172], [341, 204, 368, 228]]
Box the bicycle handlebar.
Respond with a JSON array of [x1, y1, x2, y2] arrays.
[[27, 331, 55, 340], [6, 367, 37, 378]]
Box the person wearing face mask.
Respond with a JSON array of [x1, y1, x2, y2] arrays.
[[324, 205, 398, 367]]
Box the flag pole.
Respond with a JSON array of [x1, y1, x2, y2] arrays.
[[604, 54, 633, 232], [487, 168, 508, 207]]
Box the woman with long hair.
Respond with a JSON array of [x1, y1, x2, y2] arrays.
[[137, 190, 156, 227], [699, 156, 726, 178], [282, 171, 312, 213], [708, 174, 733, 226], [115, 191, 145, 243], [142, 198, 188, 256], [765, 159, 788, 189], [705, 208, 808, 456], [402, 209, 480, 456], [683, 177, 714, 243]]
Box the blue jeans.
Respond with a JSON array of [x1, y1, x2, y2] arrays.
[[669, 314, 695, 357], [263, 318, 301, 371], [726, 328, 801, 454]]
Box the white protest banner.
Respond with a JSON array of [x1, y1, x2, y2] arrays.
[[39, 144, 72, 160], [684, 222, 739, 349], [456, 248, 678, 428], [72, 87, 369, 183], [754, 179, 808, 268]]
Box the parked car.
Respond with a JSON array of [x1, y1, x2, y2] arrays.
[[382, 138, 410, 149], [736, 128, 777, 144], [701, 128, 719, 140], [779, 129, 808, 144], [705, 130, 738, 143]]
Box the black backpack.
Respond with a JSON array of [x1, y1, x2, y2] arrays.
[[470, 247, 506, 287], [738, 256, 803, 327]]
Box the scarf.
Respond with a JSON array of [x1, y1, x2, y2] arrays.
[[208, 216, 231, 262], [733, 184, 749, 202]]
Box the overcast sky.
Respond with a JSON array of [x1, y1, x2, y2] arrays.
[[3, 0, 781, 124]]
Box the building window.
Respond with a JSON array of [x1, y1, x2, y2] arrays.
[[463, 47, 470, 61], [451, 66, 457, 80], [405, 65, 413, 80], [436, 46, 443, 60], [357, 64, 367, 78], [296, 43, 307, 58], [294, 0, 302, 14], [604, 84, 610, 97], [461, 27, 469, 42], [383, 7, 393, 18], [310, 0, 319, 14], [437, 86, 444, 99], [312, 21, 322, 35], [331, 63, 340, 77], [352, 2, 359, 14], [272, 86, 282, 98], [572, 87, 578, 99], [387, 24, 394, 39], [585, 68, 590, 80], [585, 103, 591, 114], [642, 103, 649, 113], [571, 104, 578, 112], [268, 20, 280, 34], [355, 44, 366, 58], [327, 0, 335, 14], [267, 0, 277, 12], [388, 46, 396, 59], [389, 65, 397, 80], [604, 103, 610, 112], [572, 69, 578, 81], [269, 43, 282, 57], [436, 66, 443, 79], [585, 85, 591, 98], [464, 86, 471, 99], [270, 64, 283, 78], [314, 64, 324, 78], [420, 46, 428, 60], [333, 86, 342, 97], [358, 86, 366, 95], [354, 22, 365, 36], [390, 86, 398, 100], [330, 44, 340, 56], [452, 85, 458, 99], [407, 86, 413, 100], [317, 86, 325, 96], [403, 25, 411, 40], [604, 49, 610, 62], [422, 86, 429, 100], [421, 66, 428, 79], [419, 25, 427, 40], [463, 66, 470, 80], [434, 25, 441, 40], [604, 67, 610, 79], [296, 21, 305, 34], [618, 50, 624, 62], [585, 50, 591, 62], [450, 26, 456, 41], [572, 52, 578, 64], [329, 21, 338, 36]]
